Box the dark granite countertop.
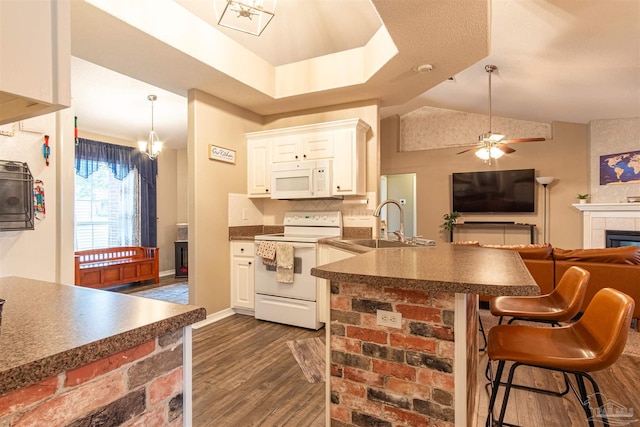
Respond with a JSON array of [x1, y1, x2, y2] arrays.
[[311, 244, 540, 296], [0, 277, 206, 395]]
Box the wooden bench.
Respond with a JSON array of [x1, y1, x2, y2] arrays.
[[75, 246, 160, 289]]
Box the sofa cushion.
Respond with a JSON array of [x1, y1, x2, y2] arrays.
[[481, 243, 553, 260], [553, 246, 640, 265]]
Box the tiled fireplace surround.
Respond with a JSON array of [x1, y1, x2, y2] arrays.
[[573, 203, 640, 248]]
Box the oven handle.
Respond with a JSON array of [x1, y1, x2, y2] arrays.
[[255, 241, 317, 250]]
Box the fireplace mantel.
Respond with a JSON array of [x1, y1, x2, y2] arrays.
[[572, 203, 640, 212], [572, 203, 640, 248]]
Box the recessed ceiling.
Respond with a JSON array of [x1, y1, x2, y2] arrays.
[[70, 0, 640, 150]]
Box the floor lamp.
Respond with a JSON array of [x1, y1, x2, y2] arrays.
[[536, 176, 555, 243]]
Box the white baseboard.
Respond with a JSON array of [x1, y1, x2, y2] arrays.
[[192, 308, 236, 329], [160, 270, 176, 277]]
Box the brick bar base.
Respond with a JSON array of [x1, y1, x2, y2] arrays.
[[0, 330, 185, 426], [329, 281, 477, 427]]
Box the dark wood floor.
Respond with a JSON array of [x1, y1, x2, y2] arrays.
[[114, 278, 640, 426], [192, 314, 325, 427]]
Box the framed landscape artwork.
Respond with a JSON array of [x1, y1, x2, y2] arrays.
[[599, 150, 640, 185]]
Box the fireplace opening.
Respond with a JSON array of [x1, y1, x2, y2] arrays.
[[606, 230, 640, 248]]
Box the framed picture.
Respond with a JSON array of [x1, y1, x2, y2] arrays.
[[0, 123, 15, 137], [208, 145, 236, 164]]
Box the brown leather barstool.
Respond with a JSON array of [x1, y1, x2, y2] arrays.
[[490, 265, 590, 326], [486, 287, 635, 427]]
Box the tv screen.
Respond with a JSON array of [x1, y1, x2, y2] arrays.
[[452, 169, 535, 213]]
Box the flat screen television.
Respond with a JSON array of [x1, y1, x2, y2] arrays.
[[452, 169, 535, 213]]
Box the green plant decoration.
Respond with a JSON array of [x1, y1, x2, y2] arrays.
[[577, 194, 589, 199], [443, 211, 461, 232]]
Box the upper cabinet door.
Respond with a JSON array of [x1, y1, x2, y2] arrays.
[[0, 0, 71, 125], [247, 138, 272, 197]]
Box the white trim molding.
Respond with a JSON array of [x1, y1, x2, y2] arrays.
[[572, 203, 640, 248]]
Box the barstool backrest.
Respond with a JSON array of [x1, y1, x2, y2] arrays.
[[574, 287, 635, 371], [550, 266, 590, 320]]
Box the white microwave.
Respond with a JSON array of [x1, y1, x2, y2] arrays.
[[270, 159, 337, 199]]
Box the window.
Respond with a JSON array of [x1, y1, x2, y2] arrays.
[[75, 163, 140, 250], [74, 138, 158, 250]]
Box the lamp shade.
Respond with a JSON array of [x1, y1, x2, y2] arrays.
[[536, 176, 555, 185]]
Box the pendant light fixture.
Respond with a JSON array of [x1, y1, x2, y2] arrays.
[[138, 95, 162, 160]]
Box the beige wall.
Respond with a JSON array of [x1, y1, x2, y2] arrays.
[[176, 149, 188, 223], [381, 115, 588, 249], [188, 90, 263, 313]]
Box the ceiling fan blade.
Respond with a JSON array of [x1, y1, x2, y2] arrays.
[[498, 145, 516, 154], [457, 146, 479, 155], [503, 137, 546, 144]]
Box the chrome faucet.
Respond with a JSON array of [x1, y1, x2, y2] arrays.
[[373, 199, 405, 242]]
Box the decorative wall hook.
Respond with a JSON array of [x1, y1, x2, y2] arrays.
[[43, 135, 50, 166]]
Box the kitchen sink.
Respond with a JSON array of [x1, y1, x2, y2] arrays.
[[347, 239, 415, 248]]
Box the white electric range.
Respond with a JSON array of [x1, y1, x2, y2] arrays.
[[254, 211, 343, 329]]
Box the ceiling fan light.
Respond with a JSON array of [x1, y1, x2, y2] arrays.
[[475, 148, 491, 160], [489, 146, 505, 159]]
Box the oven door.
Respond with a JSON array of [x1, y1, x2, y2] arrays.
[[254, 242, 317, 301]]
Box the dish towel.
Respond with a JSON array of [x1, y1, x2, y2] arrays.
[[257, 241, 277, 267], [276, 242, 295, 284]]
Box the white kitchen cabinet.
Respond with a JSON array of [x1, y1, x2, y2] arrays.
[[332, 123, 368, 196], [317, 244, 356, 322], [0, 0, 70, 125], [271, 131, 334, 162], [230, 241, 255, 312], [247, 138, 271, 197], [246, 118, 370, 198]]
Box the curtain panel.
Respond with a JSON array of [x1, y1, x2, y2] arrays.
[[75, 138, 158, 247]]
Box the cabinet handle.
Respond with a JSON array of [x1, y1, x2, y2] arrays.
[[266, 189, 269, 192], [248, 261, 252, 265], [336, 185, 341, 190], [303, 154, 306, 158], [295, 155, 298, 159], [240, 248, 244, 252]]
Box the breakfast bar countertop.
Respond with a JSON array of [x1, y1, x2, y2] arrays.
[[0, 276, 206, 396], [311, 243, 540, 296]]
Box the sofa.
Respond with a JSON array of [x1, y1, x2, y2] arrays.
[[473, 243, 640, 328]]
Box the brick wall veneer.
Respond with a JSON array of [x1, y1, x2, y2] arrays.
[[330, 281, 457, 427], [0, 330, 185, 426]]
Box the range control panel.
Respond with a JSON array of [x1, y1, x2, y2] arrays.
[[283, 211, 342, 227]]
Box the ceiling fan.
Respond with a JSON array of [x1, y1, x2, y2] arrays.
[[457, 65, 545, 162]]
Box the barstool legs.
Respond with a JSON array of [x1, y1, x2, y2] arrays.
[[486, 361, 610, 427]]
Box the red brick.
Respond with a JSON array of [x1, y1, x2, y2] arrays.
[[438, 341, 455, 358], [431, 294, 455, 309], [331, 404, 352, 422], [339, 282, 384, 300], [65, 340, 155, 386], [385, 377, 431, 399], [14, 371, 127, 427], [417, 369, 454, 392], [433, 419, 455, 427], [340, 392, 384, 415], [128, 406, 166, 427], [372, 359, 416, 381], [346, 326, 388, 344], [330, 363, 343, 378], [343, 367, 385, 387], [383, 288, 429, 304], [383, 405, 432, 427], [332, 378, 366, 398], [396, 304, 442, 322], [149, 368, 183, 404], [332, 336, 362, 354], [0, 376, 58, 417], [360, 313, 381, 329], [390, 333, 436, 353], [331, 295, 352, 310]]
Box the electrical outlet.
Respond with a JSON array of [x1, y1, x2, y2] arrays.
[[377, 309, 402, 328]]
